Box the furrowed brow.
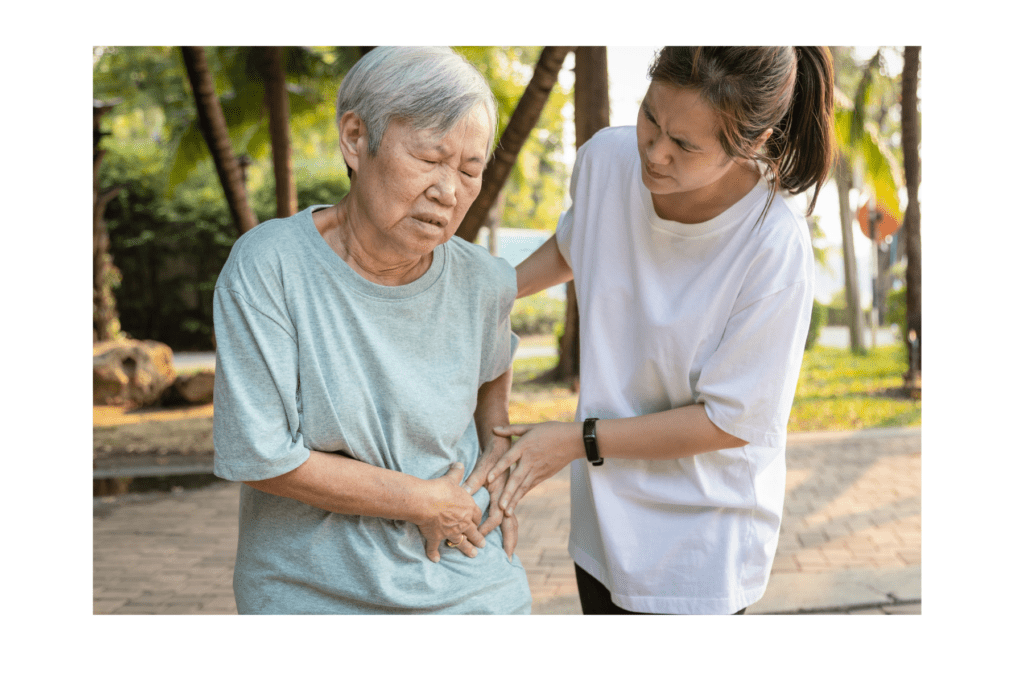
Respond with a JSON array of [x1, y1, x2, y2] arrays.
[[643, 100, 701, 152]]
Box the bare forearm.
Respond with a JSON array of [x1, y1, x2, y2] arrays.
[[592, 403, 748, 461], [490, 403, 749, 513], [245, 450, 427, 523], [516, 235, 573, 298]]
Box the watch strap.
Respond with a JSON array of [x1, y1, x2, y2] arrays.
[[583, 417, 603, 466]]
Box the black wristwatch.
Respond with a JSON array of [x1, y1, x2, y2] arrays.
[[583, 417, 603, 466]]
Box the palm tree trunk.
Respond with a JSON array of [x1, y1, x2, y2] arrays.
[[260, 47, 297, 218], [455, 46, 572, 244], [93, 101, 122, 342], [180, 46, 258, 235], [551, 47, 610, 384], [901, 46, 922, 383], [836, 153, 866, 354]]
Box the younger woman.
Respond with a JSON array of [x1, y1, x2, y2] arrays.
[[480, 47, 835, 614]]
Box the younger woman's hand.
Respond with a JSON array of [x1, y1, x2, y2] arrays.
[[488, 421, 583, 515]]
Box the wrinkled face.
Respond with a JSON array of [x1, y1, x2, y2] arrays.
[[636, 81, 736, 198], [346, 103, 491, 258]]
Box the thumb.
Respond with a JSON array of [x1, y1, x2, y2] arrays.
[[493, 424, 532, 437], [445, 462, 465, 481]]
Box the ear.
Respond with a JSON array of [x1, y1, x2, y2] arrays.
[[338, 111, 366, 175], [755, 127, 774, 150]]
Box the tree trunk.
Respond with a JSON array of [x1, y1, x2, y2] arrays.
[[835, 153, 866, 354], [483, 188, 507, 255], [901, 46, 922, 382], [181, 46, 258, 235], [260, 46, 297, 218], [455, 46, 572, 244], [93, 101, 122, 342], [549, 47, 610, 384]]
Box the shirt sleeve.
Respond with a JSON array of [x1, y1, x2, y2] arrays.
[[554, 205, 575, 269], [696, 279, 813, 449], [212, 285, 311, 481], [479, 258, 519, 384]]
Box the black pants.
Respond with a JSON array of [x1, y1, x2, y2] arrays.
[[574, 564, 746, 615]]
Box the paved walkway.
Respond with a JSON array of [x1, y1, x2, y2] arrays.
[[93, 427, 920, 615]]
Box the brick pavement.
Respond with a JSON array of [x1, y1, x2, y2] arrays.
[[93, 427, 920, 615]]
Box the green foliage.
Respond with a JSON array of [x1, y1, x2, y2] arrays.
[[832, 47, 905, 222], [886, 284, 908, 344], [166, 47, 354, 196], [249, 160, 350, 222], [805, 299, 827, 350], [93, 46, 195, 137], [510, 293, 566, 336], [806, 214, 833, 272], [454, 47, 571, 231], [99, 140, 349, 350], [100, 141, 235, 349]]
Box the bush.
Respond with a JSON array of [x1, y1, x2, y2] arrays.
[[805, 299, 827, 350], [100, 143, 350, 350], [249, 160, 350, 222], [100, 145, 233, 350], [886, 284, 908, 344], [511, 293, 565, 336]]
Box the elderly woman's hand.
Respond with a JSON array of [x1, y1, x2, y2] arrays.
[[464, 434, 518, 559], [414, 463, 488, 563]]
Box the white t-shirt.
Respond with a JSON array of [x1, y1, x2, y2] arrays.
[[557, 127, 814, 614]]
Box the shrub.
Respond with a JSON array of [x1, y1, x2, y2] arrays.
[[249, 160, 350, 222], [100, 143, 350, 350], [886, 284, 908, 344], [805, 299, 827, 350], [511, 293, 566, 336]]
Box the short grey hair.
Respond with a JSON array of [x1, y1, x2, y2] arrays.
[[335, 46, 498, 159]]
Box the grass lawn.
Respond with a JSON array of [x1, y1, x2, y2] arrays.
[[509, 355, 578, 424], [789, 343, 921, 432], [510, 342, 921, 433]]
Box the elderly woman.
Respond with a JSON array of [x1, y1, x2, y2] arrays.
[[212, 47, 530, 614]]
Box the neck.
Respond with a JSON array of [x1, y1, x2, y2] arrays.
[[314, 201, 433, 286]]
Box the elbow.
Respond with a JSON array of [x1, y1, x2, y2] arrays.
[[243, 465, 300, 496], [243, 478, 275, 495], [725, 434, 749, 450]]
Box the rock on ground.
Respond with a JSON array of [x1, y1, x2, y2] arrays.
[[94, 339, 176, 407]]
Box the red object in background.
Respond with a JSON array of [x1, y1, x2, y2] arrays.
[[858, 202, 901, 242]]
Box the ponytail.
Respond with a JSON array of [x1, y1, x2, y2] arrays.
[[770, 46, 836, 215]]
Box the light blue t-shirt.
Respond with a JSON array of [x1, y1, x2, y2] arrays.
[[212, 206, 531, 614]]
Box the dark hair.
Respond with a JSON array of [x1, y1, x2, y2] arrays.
[[648, 46, 835, 216]]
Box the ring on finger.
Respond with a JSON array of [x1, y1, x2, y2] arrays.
[[445, 535, 466, 548]]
